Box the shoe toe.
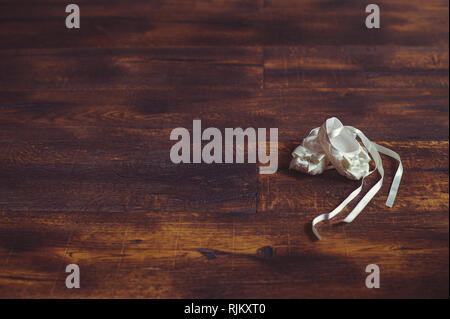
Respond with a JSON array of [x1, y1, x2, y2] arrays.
[[318, 118, 372, 180]]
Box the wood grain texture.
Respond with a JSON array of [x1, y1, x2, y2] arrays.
[[0, 0, 448, 298]]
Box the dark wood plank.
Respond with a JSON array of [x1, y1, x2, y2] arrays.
[[0, 0, 448, 49]]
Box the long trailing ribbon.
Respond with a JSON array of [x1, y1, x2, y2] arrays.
[[312, 126, 403, 240]]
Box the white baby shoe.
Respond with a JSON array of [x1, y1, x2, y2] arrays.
[[289, 127, 331, 175], [318, 117, 371, 180]]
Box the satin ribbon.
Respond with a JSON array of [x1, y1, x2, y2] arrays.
[[312, 126, 403, 240]]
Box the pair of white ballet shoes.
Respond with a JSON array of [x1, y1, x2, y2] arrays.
[[290, 117, 403, 240], [290, 117, 371, 180]]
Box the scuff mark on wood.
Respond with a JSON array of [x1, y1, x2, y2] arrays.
[[196, 248, 217, 260], [256, 246, 273, 258]]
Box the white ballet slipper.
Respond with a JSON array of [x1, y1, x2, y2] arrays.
[[318, 117, 370, 180], [290, 128, 331, 175]]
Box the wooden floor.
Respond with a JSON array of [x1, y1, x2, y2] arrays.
[[0, 0, 448, 298]]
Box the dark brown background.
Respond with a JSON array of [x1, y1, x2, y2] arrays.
[[0, 0, 448, 298]]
